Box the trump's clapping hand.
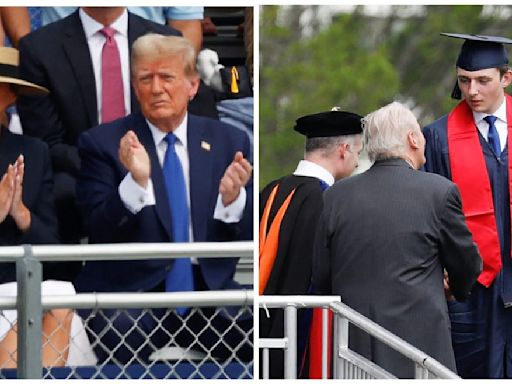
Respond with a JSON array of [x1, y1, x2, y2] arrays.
[[219, 151, 252, 206], [118, 130, 150, 188]]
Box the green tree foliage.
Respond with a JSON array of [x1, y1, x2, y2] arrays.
[[260, 5, 512, 188], [260, 5, 399, 186]]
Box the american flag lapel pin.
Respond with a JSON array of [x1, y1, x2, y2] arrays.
[[201, 140, 211, 151]]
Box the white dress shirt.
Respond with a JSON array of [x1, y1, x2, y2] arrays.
[[79, 9, 131, 123], [473, 98, 508, 152], [118, 113, 247, 241], [293, 160, 335, 187]]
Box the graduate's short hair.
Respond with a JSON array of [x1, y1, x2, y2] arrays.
[[498, 64, 511, 77], [363, 101, 419, 162], [131, 34, 198, 79], [305, 134, 360, 157]]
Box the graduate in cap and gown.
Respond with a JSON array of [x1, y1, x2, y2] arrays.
[[424, 33, 512, 378], [259, 108, 363, 378]]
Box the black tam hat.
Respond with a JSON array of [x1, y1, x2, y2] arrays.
[[441, 33, 512, 99], [294, 108, 363, 138]]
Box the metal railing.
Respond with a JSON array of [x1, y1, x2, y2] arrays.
[[259, 295, 460, 379], [0, 242, 254, 379]]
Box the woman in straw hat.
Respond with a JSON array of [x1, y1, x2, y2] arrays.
[[0, 46, 75, 368]]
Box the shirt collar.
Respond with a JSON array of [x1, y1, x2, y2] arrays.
[[146, 113, 188, 149], [79, 8, 128, 39], [293, 160, 335, 186], [473, 97, 507, 125]]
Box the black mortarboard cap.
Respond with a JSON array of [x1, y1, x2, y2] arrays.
[[442, 33, 512, 99], [294, 108, 363, 138]]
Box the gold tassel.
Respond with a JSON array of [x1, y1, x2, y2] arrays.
[[230, 67, 240, 94]]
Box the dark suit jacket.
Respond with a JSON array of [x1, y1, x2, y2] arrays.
[[313, 158, 481, 378], [74, 111, 252, 293], [16, 10, 181, 177], [0, 128, 58, 282]]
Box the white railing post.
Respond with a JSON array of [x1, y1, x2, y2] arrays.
[[262, 348, 269, 379], [415, 363, 429, 379], [321, 306, 329, 379], [284, 304, 297, 379], [336, 313, 349, 379]]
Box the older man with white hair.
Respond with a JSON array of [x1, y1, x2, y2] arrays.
[[313, 101, 482, 378]]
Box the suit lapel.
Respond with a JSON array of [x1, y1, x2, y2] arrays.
[[127, 12, 143, 113], [132, 112, 172, 238], [62, 11, 98, 128], [187, 115, 213, 240]]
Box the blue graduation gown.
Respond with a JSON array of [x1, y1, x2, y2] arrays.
[[424, 115, 512, 378]]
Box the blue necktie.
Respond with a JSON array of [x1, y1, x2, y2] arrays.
[[163, 133, 194, 315], [319, 179, 330, 191], [484, 115, 501, 157]]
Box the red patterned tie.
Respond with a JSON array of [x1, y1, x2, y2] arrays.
[[100, 26, 125, 123]]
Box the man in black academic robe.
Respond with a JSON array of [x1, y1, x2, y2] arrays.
[[259, 109, 363, 378]]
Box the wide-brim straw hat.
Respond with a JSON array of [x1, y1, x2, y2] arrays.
[[0, 46, 48, 96]]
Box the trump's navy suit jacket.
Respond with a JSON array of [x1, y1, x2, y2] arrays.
[[74, 111, 253, 293]]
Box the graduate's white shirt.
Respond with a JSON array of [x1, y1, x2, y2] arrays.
[[473, 98, 508, 152]]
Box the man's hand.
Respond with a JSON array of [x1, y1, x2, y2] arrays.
[[9, 155, 31, 232], [444, 270, 455, 302], [0, 164, 15, 223], [118, 130, 150, 188], [219, 151, 252, 206]]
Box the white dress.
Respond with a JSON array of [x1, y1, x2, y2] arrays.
[[0, 280, 97, 366]]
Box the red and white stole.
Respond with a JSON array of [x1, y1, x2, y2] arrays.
[[447, 94, 512, 287]]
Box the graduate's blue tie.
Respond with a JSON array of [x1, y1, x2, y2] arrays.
[[163, 133, 194, 315], [484, 115, 501, 157]]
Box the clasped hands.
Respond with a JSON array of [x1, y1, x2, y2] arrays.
[[0, 155, 31, 231], [119, 130, 252, 206]]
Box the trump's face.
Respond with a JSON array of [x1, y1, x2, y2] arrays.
[[132, 55, 199, 132]]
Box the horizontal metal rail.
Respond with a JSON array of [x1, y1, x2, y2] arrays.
[[329, 301, 459, 379], [0, 290, 253, 310], [0, 241, 253, 262], [259, 295, 341, 308]]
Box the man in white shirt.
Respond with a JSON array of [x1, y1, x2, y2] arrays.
[[16, 7, 218, 251], [75, 34, 253, 365]]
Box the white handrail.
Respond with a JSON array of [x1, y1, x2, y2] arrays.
[[0, 290, 253, 309], [329, 301, 459, 379], [258, 296, 460, 380], [0, 241, 253, 262]]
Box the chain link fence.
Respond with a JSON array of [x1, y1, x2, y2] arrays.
[[0, 242, 253, 379]]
